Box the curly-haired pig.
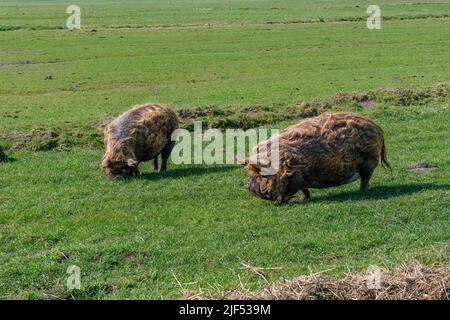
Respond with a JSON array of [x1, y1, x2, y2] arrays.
[[101, 103, 179, 179], [241, 112, 390, 204]]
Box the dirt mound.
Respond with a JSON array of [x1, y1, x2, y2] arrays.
[[2, 83, 448, 152], [366, 83, 448, 106], [0, 126, 103, 152], [330, 83, 448, 107], [186, 264, 449, 300], [176, 83, 449, 130], [331, 93, 378, 109], [3, 130, 59, 151]]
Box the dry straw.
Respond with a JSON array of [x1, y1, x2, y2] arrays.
[[184, 264, 449, 300]]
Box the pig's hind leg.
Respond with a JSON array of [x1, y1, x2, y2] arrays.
[[151, 157, 158, 172], [160, 141, 176, 172], [300, 189, 310, 201], [359, 159, 378, 192]]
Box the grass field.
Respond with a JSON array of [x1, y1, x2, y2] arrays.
[[0, 0, 449, 299]]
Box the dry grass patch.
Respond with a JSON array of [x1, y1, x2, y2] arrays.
[[187, 264, 450, 300]]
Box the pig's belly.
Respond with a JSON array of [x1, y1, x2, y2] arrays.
[[304, 172, 359, 189], [138, 151, 160, 162], [285, 171, 360, 197], [297, 148, 361, 188], [136, 140, 165, 162]]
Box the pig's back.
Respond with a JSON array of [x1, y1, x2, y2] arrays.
[[106, 104, 179, 161], [280, 113, 384, 188]]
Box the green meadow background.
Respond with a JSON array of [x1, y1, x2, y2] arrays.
[[0, 0, 449, 299]]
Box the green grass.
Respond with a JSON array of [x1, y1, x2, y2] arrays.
[[0, 0, 449, 299], [1, 0, 449, 30]]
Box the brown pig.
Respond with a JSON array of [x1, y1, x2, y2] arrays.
[[241, 112, 390, 204], [101, 103, 179, 180]]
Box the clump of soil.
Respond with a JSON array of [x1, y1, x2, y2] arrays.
[[405, 163, 438, 173], [187, 264, 450, 300]]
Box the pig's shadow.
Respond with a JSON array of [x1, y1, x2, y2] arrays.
[[138, 165, 237, 181], [0, 156, 16, 163], [306, 183, 450, 203]]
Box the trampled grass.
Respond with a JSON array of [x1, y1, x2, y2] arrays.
[[0, 0, 449, 299]]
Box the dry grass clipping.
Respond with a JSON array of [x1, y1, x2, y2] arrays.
[[185, 264, 449, 300]]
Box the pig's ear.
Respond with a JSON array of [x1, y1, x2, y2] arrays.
[[257, 158, 270, 167], [246, 163, 260, 173], [101, 158, 111, 168], [236, 156, 248, 166], [127, 159, 138, 168], [281, 170, 294, 179]]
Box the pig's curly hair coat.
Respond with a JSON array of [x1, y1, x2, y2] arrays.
[[245, 112, 390, 203], [101, 103, 179, 178]]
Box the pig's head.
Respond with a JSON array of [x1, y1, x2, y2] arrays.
[[239, 154, 293, 203], [101, 138, 139, 180], [244, 163, 278, 200], [239, 157, 285, 201], [101, 157, 139, 180]]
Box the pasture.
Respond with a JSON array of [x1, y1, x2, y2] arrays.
[[0, 0, 449, 299]]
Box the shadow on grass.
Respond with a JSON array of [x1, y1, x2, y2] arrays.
[[0, 155, 16, 163], [0, 146, 14, 163], [138, 164, 237, 181], [310, 183, 450, 203]]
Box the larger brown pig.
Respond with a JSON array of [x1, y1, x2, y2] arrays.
[[101, 103, 179, 180], [241, 112, 390, 204]]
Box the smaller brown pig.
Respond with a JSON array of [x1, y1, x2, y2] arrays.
[[241, 112, 390, 204], [101, 103, 179, 180]]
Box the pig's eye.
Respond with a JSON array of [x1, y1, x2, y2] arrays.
[[111, 164, 127, 170]]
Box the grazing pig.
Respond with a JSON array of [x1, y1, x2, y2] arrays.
[[241, 112, 390, 204], [101, 103, 179, 180]]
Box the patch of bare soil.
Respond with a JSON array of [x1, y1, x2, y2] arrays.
[[405, 163, 438, 173], [186, 264, 450, 300], [358, 98, 378, 109], [121, 252, 136, 261]]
